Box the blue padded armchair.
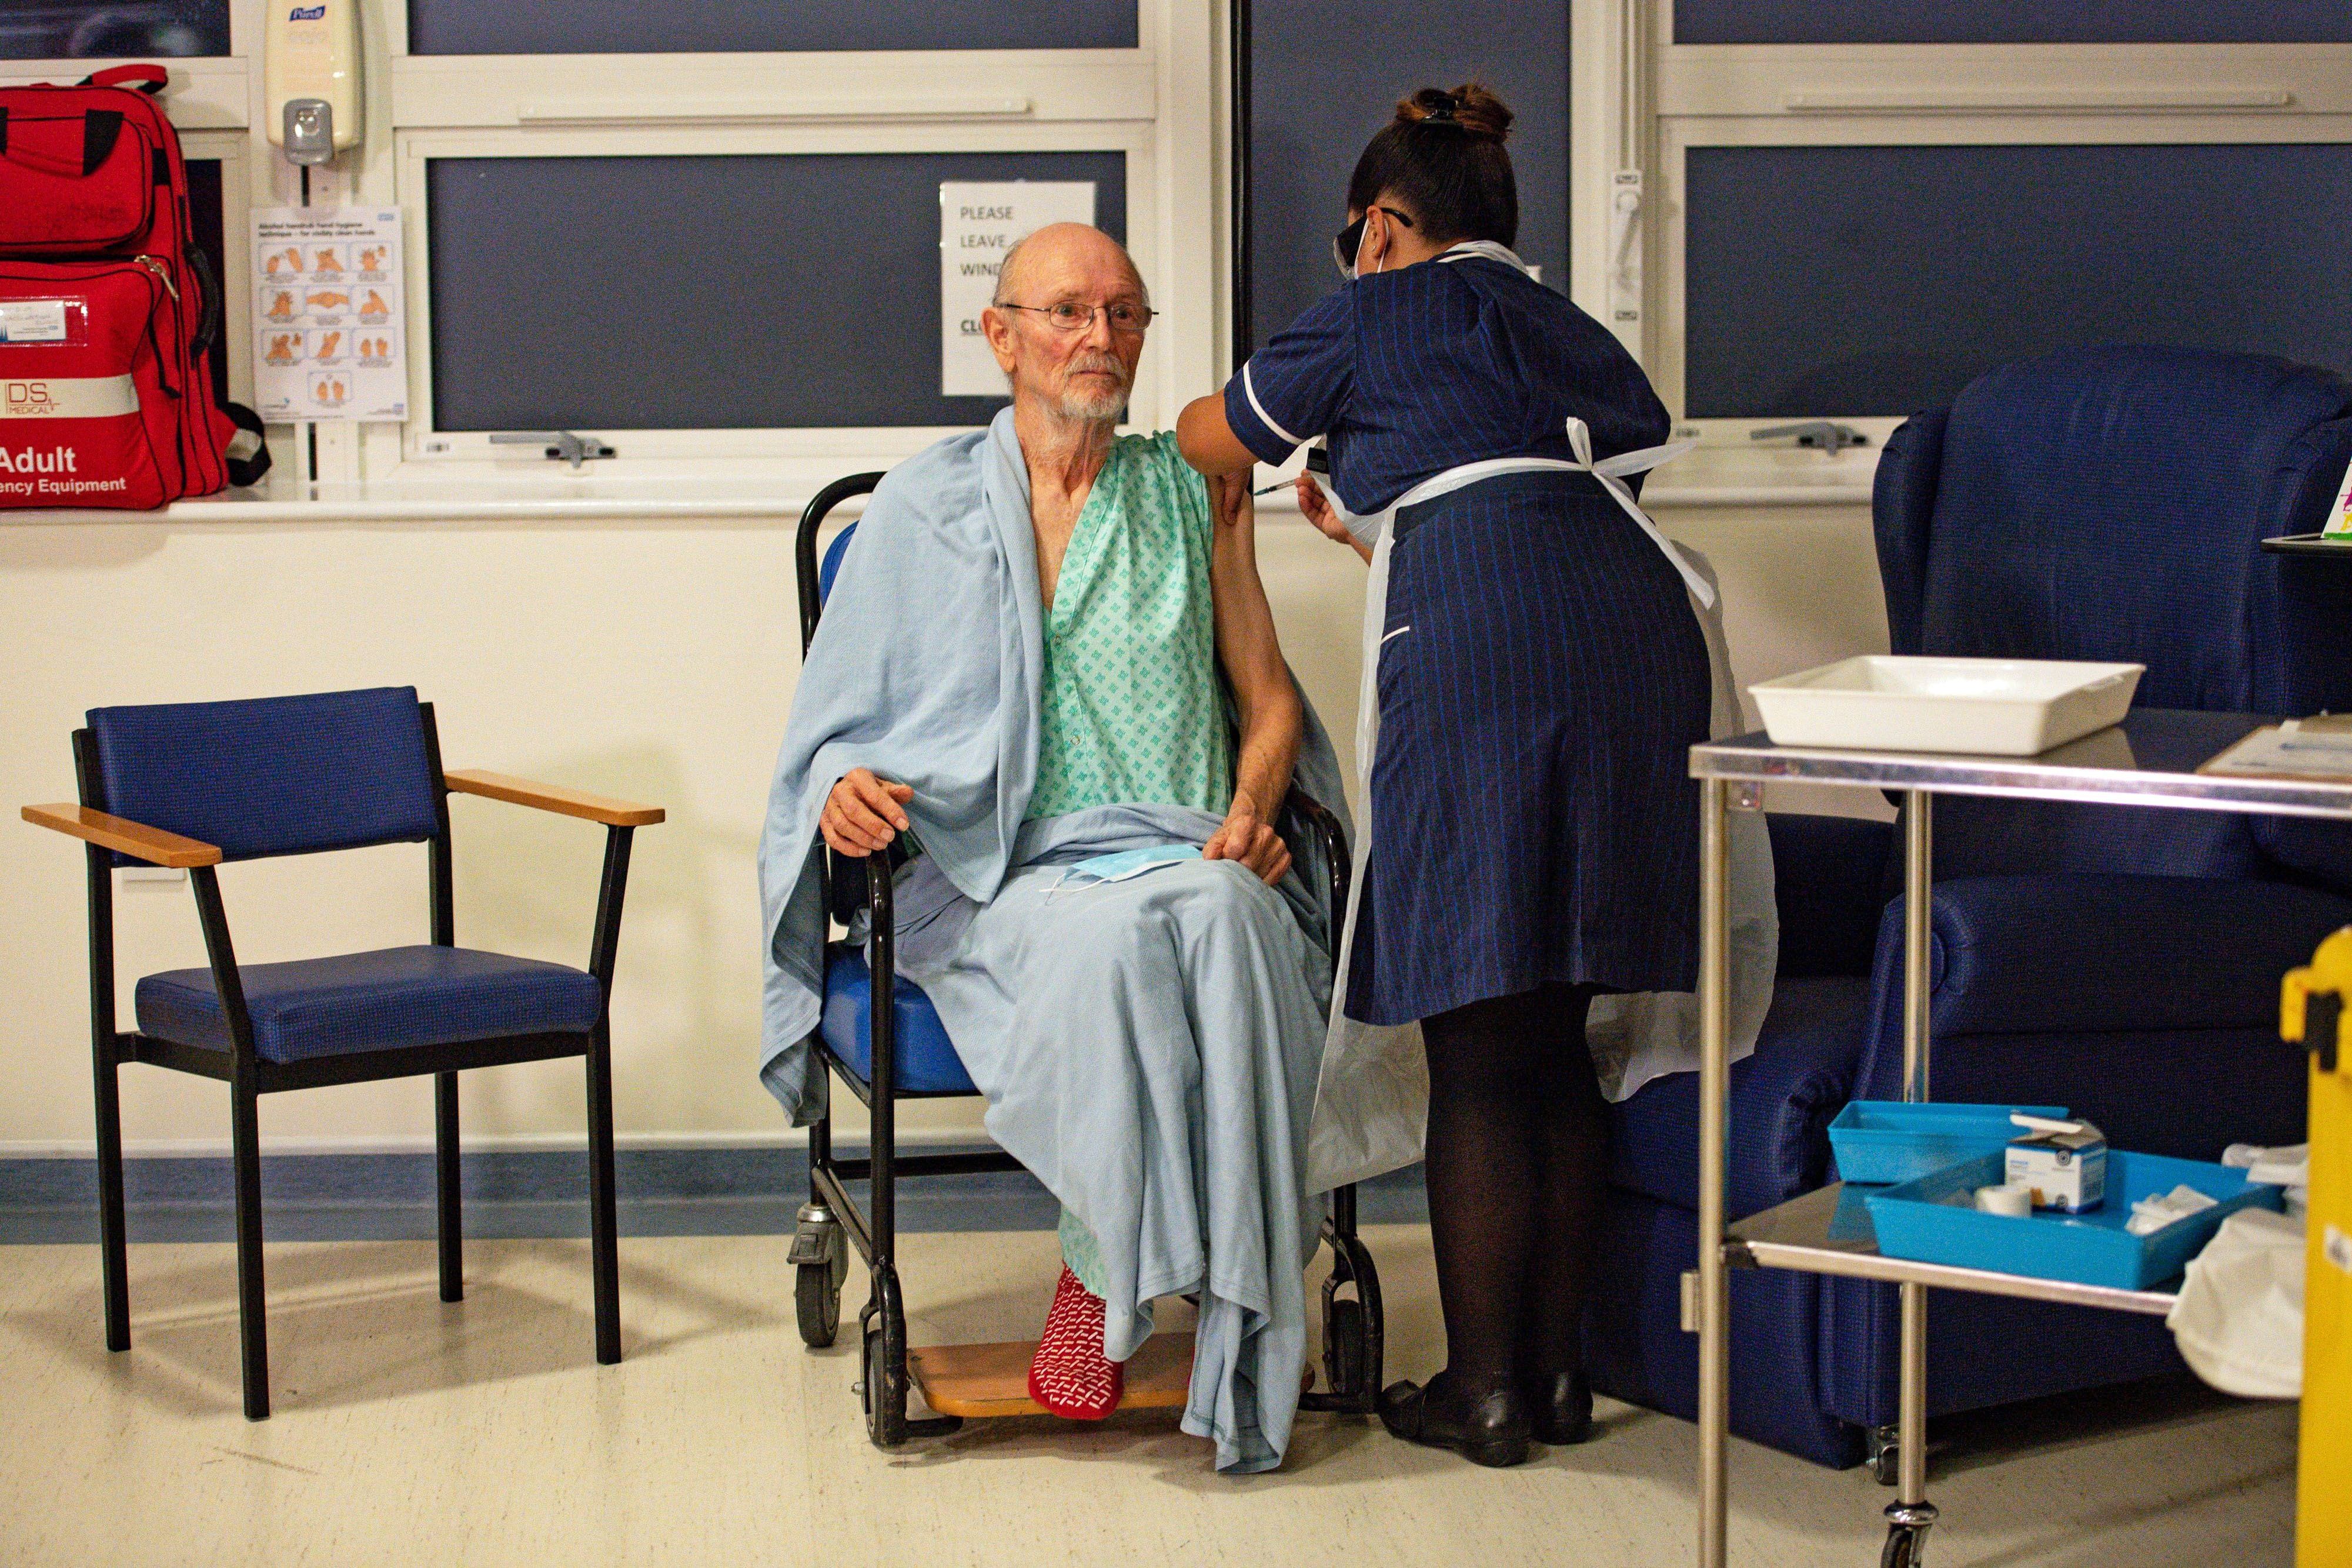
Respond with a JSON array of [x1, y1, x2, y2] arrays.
[[1586, 346, 2352, 1469], [24, 688, 664, 1419]]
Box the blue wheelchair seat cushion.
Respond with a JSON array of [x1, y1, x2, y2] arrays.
[[135, 945, 605, 1064], [819, 945, 977, 1095]]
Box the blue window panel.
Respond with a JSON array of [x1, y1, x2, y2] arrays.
[[407, 0, 1136, 55], [1683, 143, 2352, 419], [0, 2, 228, 58], [1245, 0, 1569, 355], [1675, 1, 2352, 45], [425, 152, 1127, 431]]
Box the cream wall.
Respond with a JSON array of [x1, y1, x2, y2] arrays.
[[0, 502, 1881, 1155]]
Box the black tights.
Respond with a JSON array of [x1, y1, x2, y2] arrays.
[[1419, 982, 1608, 1393]]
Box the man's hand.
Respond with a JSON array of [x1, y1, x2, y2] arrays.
[[1202, 794, 1292, 885], [821, 767, 913, 857], [1297, 474, 1372, 563]]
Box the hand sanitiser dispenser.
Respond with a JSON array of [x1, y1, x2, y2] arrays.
[[265, 1, 360, 167]]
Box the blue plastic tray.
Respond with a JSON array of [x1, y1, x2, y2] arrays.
[[1863, 1149, 2286, 1290], [1828, 1101, 2070, 1186]]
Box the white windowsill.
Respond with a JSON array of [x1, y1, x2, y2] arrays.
[[2, 446, 1880, 524]]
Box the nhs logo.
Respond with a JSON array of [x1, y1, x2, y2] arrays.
[[289, 5, 326, 18]]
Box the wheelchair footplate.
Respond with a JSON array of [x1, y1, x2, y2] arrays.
[[905, 1334, 1200, 1419]]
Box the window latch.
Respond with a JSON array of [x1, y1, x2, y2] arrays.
[[489, 430, 617, 469], [1749, 421, 1868, 455]]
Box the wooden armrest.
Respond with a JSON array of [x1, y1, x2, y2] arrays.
[[443, 770, 665, 828], [22, 804, 222, 867]]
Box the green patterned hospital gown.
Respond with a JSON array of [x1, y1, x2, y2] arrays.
[[1025, 431, 1236, 1297]]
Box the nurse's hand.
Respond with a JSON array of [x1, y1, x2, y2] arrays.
[[1204, 794, 1292, 885], [1297, 474, 1373, 564], [821, 767, 913, 857], [1207, 469, 1252, 533]]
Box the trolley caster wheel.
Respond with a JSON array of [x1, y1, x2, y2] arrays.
[[1880, 1524, 1928, 1568], [1322, 1298, 1368, 1401], [796, 1262, 841, 1349]]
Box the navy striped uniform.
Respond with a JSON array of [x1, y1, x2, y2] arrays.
[[1226, 255, 1711, 1025]]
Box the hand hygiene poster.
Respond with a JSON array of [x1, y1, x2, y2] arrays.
[[252, 208, 407, 422], [940, 181, 1098, 397]]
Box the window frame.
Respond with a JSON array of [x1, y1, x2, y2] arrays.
[[390, 121, 1160, 468], [1571, 0, 2352, 473], [181, 126, 257, 410], [349, 0, 1216, 486]]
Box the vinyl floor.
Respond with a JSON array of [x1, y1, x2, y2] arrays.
[[0, 1225, 2297, 1567]]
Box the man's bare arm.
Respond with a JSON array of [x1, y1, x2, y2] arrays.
[[1201, 471, 1302, 885]]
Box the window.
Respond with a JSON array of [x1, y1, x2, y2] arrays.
[[0, 1, 230, 59], [406, 0, 1137, 56], [6, 0, 1212, 492], [1572, 1, 2352, 457], [423, 151, 1128, 432], [1672, 2, 2352, 46], [1682, 143, 2352, 417], [369, 0, 1210, 483], [1242, 2, 1570, 356]]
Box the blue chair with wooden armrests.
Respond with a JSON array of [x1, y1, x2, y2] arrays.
[[21, 686, 664, 1420]]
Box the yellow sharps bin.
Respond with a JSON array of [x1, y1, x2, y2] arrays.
[[2283, 928, 2352, 1566]]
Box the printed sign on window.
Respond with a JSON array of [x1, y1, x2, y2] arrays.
[[251, 208, 406, 421], [939, 181, 1098, 399]]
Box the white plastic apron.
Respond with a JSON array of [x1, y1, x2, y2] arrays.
[[1301, 243, 1778, 1192]]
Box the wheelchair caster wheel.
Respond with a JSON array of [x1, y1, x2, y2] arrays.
[[1322, 1298, 1368, 1400], [796, 1262, 841, 1348]]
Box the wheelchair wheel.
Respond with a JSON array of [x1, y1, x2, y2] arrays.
[[796, 1262, 840, 1349], [1322, 1298, 1368, 1400]]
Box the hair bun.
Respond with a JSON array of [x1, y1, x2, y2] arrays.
[[1395, 82, 1513, 142]]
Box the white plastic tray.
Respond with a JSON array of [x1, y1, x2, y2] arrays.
[[1749, 656, 2143, 756]]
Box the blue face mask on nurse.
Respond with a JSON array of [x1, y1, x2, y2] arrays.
[[1175, 83, 1715, 1471]]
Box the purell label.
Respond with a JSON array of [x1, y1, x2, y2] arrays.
[[0, 300, 69, 343]]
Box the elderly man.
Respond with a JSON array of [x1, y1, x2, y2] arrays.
[[757, 224, 1348, 1473]]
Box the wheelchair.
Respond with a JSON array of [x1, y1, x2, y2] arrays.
[[786, 471, 1386, 1449]]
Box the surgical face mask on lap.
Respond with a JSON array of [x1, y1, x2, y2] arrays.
[[1045, 842, 1202, 900]]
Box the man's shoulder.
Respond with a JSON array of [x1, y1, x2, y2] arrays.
[[863, 426, 991, 520], [1114, 429, 1205, 494]]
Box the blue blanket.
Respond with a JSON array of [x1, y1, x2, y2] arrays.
[[759, 409, 1350, 1472]]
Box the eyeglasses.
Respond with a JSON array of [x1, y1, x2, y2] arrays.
[[1332, 205, 1416, 279], [994, 300, 1156, 335]]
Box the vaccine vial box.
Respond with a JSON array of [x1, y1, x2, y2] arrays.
[[2005, 1122, 2107, 1213]]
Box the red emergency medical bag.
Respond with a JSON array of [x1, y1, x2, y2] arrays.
[[0, 63, 267, 510]]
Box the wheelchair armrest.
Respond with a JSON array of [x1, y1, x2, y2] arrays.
[[1281, 781, 1352, 915], [827, 845, 903, 928]]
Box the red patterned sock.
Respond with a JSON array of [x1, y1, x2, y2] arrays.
[[1028, 1266, 1123, 1420]]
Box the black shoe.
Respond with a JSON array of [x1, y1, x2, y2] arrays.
[[1521, 1369, 1593, 1446], [1377, 1372, 1531, 1468]]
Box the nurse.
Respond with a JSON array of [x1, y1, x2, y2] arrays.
[[1177, 84, 1715, 1468]]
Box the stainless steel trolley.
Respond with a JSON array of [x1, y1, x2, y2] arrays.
[[1690, 707, 2352, 1566]]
